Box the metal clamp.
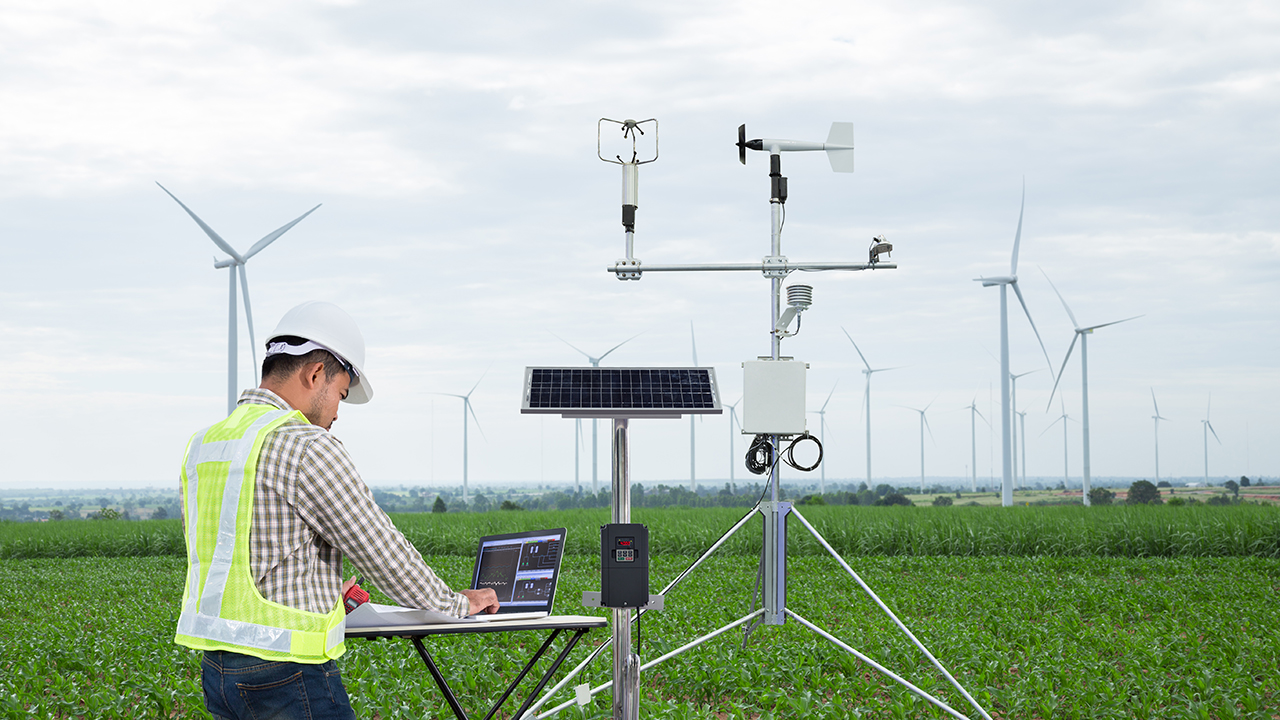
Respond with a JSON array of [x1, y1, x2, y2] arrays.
[[613, 258, 642, 281], [762, 255, 790, 279], [582, 591, 665, 610]]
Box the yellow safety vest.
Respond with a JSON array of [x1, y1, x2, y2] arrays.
[[175, 404, 347, 663]]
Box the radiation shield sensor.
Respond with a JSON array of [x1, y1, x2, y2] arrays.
[[521, 367, 722, 419]]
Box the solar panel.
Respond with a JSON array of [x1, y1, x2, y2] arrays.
[[521, 367, 722, 418]]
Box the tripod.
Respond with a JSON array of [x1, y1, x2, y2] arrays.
[[521, 122, 990, 720]]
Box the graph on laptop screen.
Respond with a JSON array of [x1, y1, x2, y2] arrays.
[[473, 531, 563, 608]]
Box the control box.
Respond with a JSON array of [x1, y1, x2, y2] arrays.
[[600, 523, 649, 608], [742, 359, 808, 435]]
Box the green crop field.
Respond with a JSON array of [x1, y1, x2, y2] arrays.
[[2, 506, 1279, 719]]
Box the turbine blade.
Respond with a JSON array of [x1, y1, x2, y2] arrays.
[[690, 322, 698, 366], [1151, 388, 1159, 416], [549, 331, 593, 361], [923, 413, 935, 444], [597, 332, 643, 363], [1038, 267, 1080, 330], [1010, 180, 1025, 276], [821, 382, 838, 411], [1039, 416, 1064, 437], [1207, 421, 1220, 444], [157, 182, 245, 263], [243, 204, 322, 260], [1081, 315, 1143, 333], [467, 399, 487, 441], [238, 265, 258, 385], [1012, 281, 1054, 375], [1045, 333, 1079, 410], [841, 327, 872, 371], [466, 368, 490, 397]]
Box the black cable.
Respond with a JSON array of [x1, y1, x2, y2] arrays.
[[745, 433, 823, 475], [745, 434, 774, 475], [781, 433, 823, 472]]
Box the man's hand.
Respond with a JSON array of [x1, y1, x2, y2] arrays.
[[459, 588, 500, 615]]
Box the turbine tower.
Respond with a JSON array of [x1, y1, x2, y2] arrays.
[[552, 332, 638, 494], [1041, 398, 1072, 490], [436, 373, 486, 504], [1016, 410, 1028, 487], [1151, 389, 1169, 484], [159, 183, 320, 414], [1043, 270, 1141, 507], [1009, 369, 1038, 490], [965, 398, 989, 493], [726, 396, 742, 491], [973, 185, 1053, 507], [902, 401, 935, 492], [842, 328, 899, 486], [1201, 398, 1220, 481], [809, 383, 838, 494]]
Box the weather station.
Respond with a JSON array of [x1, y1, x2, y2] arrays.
[[516, 119, 993, 720]]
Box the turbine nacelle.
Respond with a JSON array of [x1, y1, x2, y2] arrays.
[[976, 276, 1015, 287]]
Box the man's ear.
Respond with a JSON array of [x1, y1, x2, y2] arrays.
[[298, 362, 326, 391]]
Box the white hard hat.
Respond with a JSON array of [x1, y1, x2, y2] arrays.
[[267, 301, 373, 404]]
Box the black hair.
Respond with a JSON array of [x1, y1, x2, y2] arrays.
[[261, 335, 348, 384]]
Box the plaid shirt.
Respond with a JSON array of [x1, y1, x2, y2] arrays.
[[189, 388, 469, 617]]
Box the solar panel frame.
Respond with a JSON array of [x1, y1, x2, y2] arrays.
[[521, 367, 722, 418]]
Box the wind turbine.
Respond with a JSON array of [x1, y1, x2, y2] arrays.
[[1040, 398, 1073, 490], [435, 373, 487, 504], [552, 332, 639, 494], [726, 396, 742, 492], [973, 184, 1053, 507], [1151, 389, 1169, 484], [1201, 397, 1221, 481], [159, 183, 320, 415], [1009, 369, 1039, 490], [901, 401, 935, 492], [809, 383, 838, 494], [841, 328, 899, 486], [965, 398, 989, 493], [1043, 270, 1142, 507]]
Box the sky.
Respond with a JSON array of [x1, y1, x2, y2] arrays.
[[1, 0, 1277, 491]]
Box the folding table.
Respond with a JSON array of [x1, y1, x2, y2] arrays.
[[346, 614, 606, 720]]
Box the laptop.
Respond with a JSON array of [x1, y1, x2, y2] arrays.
[[467, 527, 567, 621]]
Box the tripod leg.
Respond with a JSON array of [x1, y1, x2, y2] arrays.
[[789, 508, 993, 720], [785, 610, 974, 720]]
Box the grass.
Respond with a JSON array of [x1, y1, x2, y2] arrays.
[[2, 553, 1278, 719], [5, 504, 1279, 559]]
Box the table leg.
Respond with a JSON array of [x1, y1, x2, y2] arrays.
[[511, 628, 592, 720], [483, 630, 562, 720], [411, 636, 468, 720]]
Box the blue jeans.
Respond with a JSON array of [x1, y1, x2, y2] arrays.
[[202, 650, 356, 720]]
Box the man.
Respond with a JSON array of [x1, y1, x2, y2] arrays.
[[176, 301, 498, 720]]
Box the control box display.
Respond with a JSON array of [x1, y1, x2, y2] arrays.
[[601, 523, 649, 608]]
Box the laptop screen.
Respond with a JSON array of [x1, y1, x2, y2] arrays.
[[470, 528, 567, 615]]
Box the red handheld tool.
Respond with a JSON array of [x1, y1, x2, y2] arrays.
[[343, 576, 369, 614]]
